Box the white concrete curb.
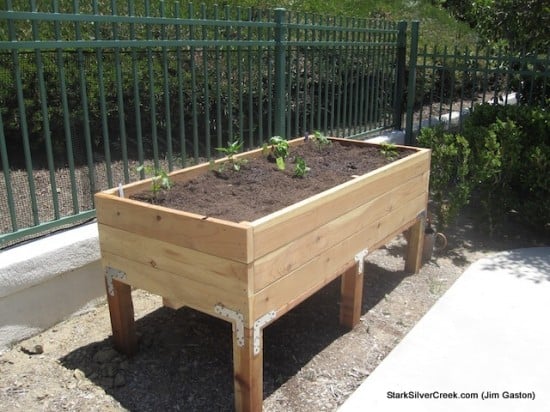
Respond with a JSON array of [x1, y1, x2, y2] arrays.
[[0, 223, 104, 352]]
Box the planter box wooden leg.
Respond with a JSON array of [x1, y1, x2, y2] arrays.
[[339, 264, 364, 329], [105, 278, 137, 356], [404, 215, 426, 274], [233, 327, 262, 412]]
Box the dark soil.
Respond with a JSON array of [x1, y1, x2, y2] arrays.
[[130, 139, 414, 223]]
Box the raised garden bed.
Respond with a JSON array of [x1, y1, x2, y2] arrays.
[[95, 137, 431, 411]]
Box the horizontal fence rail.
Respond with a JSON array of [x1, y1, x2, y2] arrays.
[[0, 1, 404, 247], [405, 44, 550, 142]]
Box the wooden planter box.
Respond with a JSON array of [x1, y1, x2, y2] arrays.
[[95, 137, 431, 411]]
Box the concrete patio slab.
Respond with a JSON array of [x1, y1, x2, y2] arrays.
[[339, 247, 550, 412]]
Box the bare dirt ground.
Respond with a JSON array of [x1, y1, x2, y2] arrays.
[[1, 199, 547, 411]]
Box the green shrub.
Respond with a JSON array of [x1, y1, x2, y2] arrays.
[[420, 104, 549, 234], [417, 125, 472, 231]]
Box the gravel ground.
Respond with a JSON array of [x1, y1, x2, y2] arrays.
[[1, 203, 547, 412]]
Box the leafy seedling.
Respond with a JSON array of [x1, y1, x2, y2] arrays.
[[294, 156, 310, 177], [136, 164, 173, 196], [215, 139, 246, 171], [380, 143, 399, 160], [263, 136, 290, 170], [311, 130, 331, 149]]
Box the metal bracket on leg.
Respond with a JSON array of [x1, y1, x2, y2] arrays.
[[215, 304, 245, 347], [105, 266, 126, 296], [355, 249, 369, 274], [253, 311, 276, 355]]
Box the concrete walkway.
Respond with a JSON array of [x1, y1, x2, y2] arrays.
[[339, 247, 550, 412]]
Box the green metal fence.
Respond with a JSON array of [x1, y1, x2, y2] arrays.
[[0, 2, 407, 247], [405, 44, 550, 143]]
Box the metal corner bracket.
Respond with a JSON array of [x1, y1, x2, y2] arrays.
[[214, 305, 277, 355], [105, 266, 126, 296], [253, 310, 276, 355], [215, 304, 245, 347], [355, 249, 369, 274]]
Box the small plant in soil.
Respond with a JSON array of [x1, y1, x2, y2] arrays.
[[263, 136, 290, 170], [136, 164, 173, 196], [311, 130, 332, 150], [380, 143, 399, 160], [293, 156, 310, 178], [214, 139, 247, 171]]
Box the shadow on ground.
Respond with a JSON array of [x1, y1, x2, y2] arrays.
[[59, 259, 413, 411]]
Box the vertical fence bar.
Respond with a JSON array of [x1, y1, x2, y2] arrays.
[[74, 0, 97, 205], [365, 27, 374, 129], [213, 5, 222, 149], [54, 0, 80, 212], [342, 17, 350, 137], [31, 0, 60, 220], [309, 14, 316, 134], [128, 0, 145, 177], [256, 9, 264, 144], [404, 21, 419, 145], [393, 21, 407, 131], [111, 0, 129, 183], [458, 47, 468, 130], [200, 4, 211, 157], [357, 19, 367, 135], [161, 1, 174, 170], [315, 15, 323, 133], [145, 0, 160, 168], [0, 113, 17, 231], [329, 31, 336, 135], [247, 8, 255, 148], [416, 44, 428, 132], [286, 11, 295, 138], [236, 7, 244, 145], [351, 18, 361, 135], [94, 0, 113, 187], [372, 20, 382, 129], [7, 1, 40, 225], [323, 18, 332, 134], [175, 1, 187, 167], [293, 11, 301, 138], [266, 19, 273, 140], [274, 8, 286, 137], [224, 5, 234, 143], [447, 45, 457, 117], [380, 20, 391, 128]]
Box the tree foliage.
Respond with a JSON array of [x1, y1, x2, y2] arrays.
[[440, 0, 550, 53]]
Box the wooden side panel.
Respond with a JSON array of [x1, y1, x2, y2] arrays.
[[98, 224, 251, 295], [95, 193, 253, 263], [252, 170, 429, 291], [101, 252, 251, 324], [252, 193, 427, 318], [251, 149, 430, 259]]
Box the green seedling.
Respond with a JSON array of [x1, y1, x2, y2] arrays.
[[136, 164, 173, 195], [294, 156, 310, 177], [263, 136, 290, 171], [380, 142, 399, 160], [311, 130, 331, 149], [215, 139, 246, 171]]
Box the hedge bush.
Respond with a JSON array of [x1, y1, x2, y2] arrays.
[[418, 104, 549, 233]]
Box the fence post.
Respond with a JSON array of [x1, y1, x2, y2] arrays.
[[393, 21, 407, 131], [274, 8, 286, 137], [405, 21, 419, 145]]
